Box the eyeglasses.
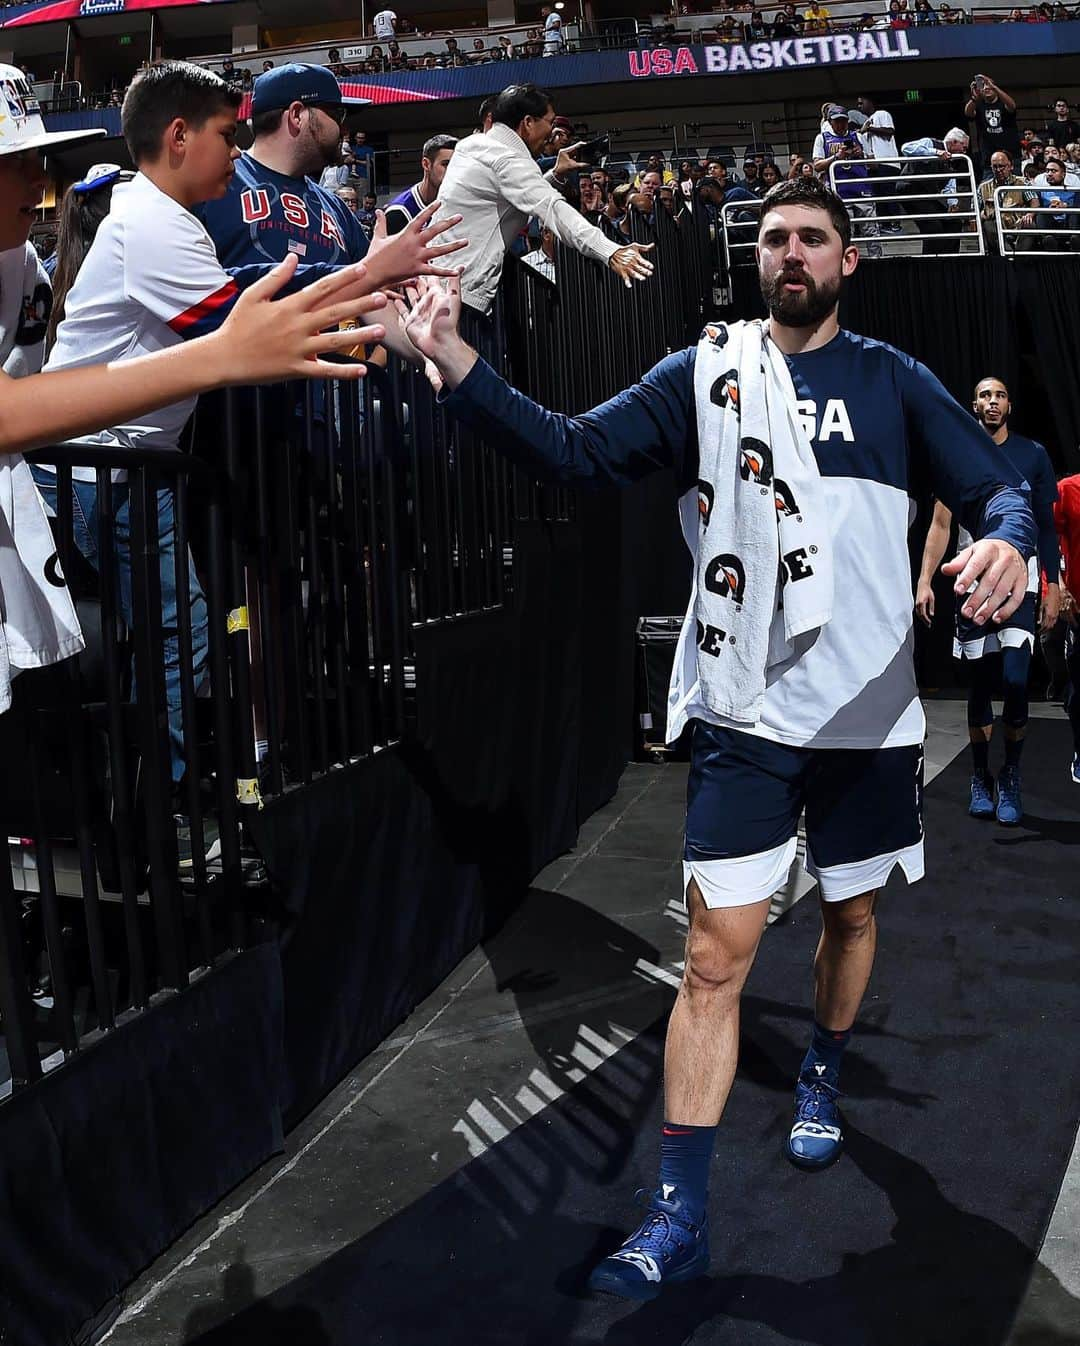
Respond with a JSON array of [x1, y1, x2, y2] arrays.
[[304, 102, 348, 127]]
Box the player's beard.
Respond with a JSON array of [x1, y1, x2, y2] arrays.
[[760, 262, 843, 328]]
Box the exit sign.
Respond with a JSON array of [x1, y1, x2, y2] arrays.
[[905, 89, 921, 103], [118, 33, 131, 43]]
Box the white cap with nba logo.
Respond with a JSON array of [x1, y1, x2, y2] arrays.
[[0, 63, 105, 154]]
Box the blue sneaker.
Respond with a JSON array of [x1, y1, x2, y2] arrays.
[[588, 1187, 709, 1300], [969, 770, 995, 819], [1070, 753, 1080, 786], [996, 765, 1023, 826], [783, 1070, 844, 1171]]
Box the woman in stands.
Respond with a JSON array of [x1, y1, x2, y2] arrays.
[[759, 161, 782, 193], [913, 0, 939, 24], [45, 163, 129, 350]]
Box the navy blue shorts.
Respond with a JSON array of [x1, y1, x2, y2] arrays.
[[955, 592, 1036, 659], [683, 723, 925, 907]]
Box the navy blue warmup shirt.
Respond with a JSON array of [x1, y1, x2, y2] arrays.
[[198, 151, 368, 272], [445, 329, 1035, 749]]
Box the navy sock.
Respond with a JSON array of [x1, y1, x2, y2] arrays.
[[971, 738, 990, 773], [1004, 735, 1025, 768], [658, 1122, 716, 1224], [800, 1019, 852, 1084]]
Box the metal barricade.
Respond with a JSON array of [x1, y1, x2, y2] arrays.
[[0, 201, 724, 1099], [721, 197, 762, 270], [829, 155, 983, 258], [994, 184, 1080, 257]]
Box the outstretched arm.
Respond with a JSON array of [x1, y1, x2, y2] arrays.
[[0, 257, 385, 457], [915, 499, 953, 626], [401, 275, 696, 487]]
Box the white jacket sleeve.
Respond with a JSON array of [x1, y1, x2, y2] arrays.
[[495, 149, 621, 266], [900, 137, 937, 157]]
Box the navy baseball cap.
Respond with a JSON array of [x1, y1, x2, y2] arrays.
[[249, 63, 366, 116]]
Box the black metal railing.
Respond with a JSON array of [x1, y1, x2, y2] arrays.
[[0, 202, 719, 1095]]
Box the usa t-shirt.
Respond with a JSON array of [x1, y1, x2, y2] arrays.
[[198, 151, 368, 270], [44, 173, 242, 481], [444, 328, 1035, 750]]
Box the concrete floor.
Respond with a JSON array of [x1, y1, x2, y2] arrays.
[[101, 699, 1080, 1346]]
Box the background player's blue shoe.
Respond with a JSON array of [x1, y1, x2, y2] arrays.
[[1070, 753, 1080, 786], [587, 1187, 709, 1301], [996, 766, 1023, 825], [969, 770, 995, 819], [783, 1070, 844, 1170]]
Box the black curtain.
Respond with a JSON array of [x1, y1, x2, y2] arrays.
[[1013, 259, 1080, 474]]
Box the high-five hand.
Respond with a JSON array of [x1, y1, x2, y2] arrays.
[[396, 273, 477, 393], [364, 201, 468, 289], [609, 242, 655, 287], [941, 538, 1027, 626]]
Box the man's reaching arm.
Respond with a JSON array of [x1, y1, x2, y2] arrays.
[[401, 275, 695, 487]]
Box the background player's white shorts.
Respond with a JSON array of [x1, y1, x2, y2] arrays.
[[683, 723, 925, 909]]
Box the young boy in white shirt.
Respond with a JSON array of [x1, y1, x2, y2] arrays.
[[34, 62, 288, 839]]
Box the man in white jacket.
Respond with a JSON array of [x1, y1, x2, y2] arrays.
[[437, 83, 653, 314]]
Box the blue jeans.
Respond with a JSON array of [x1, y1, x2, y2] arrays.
[[30, 465, 209, 785]]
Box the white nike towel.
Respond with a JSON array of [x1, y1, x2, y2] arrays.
[[692, 319, 833, 725]]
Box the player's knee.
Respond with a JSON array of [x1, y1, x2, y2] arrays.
[[683, 924, 754, 999], [821, 895, 876, 945]]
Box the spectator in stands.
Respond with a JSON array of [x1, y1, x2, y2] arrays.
[[334, 184, 359, 215], [759, 162, 782, 193], [498, 34, 516, 58], [521, 226, 556, 281], [542, 5, 565, 55], [262, 60, 274, 72], [1045, 98, 1080, 149], [813, 107, 878, 253], [469, 38, 488, 62], [772, 5, 799, 34], [578, 174, 605, 222], [603, 182, 634, 238], [358, 192, 378, 239], [701, 162, 758, 210], [857, 93, 904, 231], [1025, 2, 1049, 18], [373, 7, 397, 39], [913, 0, 939, 21], [436, 83, 652, 314], [45, 164, 131, 344], [384, 133, 457, 235], [939, 3, 962, 19], [965, 75, 1020, 172], [220, 56, 240, 86], [978, 150, 1037, 252], [803, 0, 830, 30], [635, 153, 675, 187], [627, 190, 654, 222], [741, 158, 760, 192], [637, 169, 663, 200], [900, 126, 971, 254], [319, 151, 356, 190], [591, 166, 613, 199], [351, 128, 377, 187], [1032, 158, 1080, 246], [1005, 6, 1023, 16]]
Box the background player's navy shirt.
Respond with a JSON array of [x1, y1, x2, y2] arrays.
[[998, 432, 1059, 582], [445, 329, 1035, 748], [198, 152, 369, 271]]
